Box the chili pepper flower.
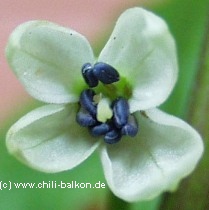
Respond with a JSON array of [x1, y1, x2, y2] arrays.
[[5, 8, 203, 202]]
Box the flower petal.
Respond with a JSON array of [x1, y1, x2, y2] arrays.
[[100, 109, 203, 202], [6, 21, 95, 103], [6, 104, 99, 173], [99, 8, 178, 111]]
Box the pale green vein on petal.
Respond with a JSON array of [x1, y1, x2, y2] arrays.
[[6, 104, 100, 173], [6, 21, 95, 104]]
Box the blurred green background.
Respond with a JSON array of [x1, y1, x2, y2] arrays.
[[1, 0, 208, 209]]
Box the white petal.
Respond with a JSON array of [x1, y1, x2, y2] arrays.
[[99, 8, 178, 111], [6, 104, 99, 173], [100, 109, 203, 202], [6, 21, 95, 104]]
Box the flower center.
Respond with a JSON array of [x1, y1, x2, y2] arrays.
[[76, 62, 138, 144]]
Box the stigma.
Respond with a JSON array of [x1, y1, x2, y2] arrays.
[[76, 62, 138, 144]]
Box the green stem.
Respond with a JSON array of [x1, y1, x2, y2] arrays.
[[159, 10, 209, 210], [106, 190, 130, 210]]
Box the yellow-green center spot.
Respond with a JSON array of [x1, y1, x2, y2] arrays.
[[97, 98, 113, 123]]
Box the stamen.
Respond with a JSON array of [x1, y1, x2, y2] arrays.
[[112, 97, 129, 128], [93, 62, 120, 84], [121, 115, 138, 137], [90, 123, 111, 136], [80, 89, 97, 117], [82, 63, 98, 87], [104, 128, 122, 144], [78, 62, 139, 144], [76, 107, 97, 127]]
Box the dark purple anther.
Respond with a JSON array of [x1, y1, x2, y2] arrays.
[[80, 89, 97, 117], [90, 123, 111, 136], [112, 97, 129, 128], [82, 63, 98, 87], [104, 129, 122, 144], [93, 62, 119, 84], [76, 107, 97, 127], [121, 115, 138, 137]]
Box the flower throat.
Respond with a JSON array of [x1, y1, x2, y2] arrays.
[[76, 62, 138, 144]]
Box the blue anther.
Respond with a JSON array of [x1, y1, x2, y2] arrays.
[[112, 97, 129, 128], [80, 89, 97, 117], [76, 107, 97, 127], [91, 123, 111, 136], [104, 129, 122, 144], [93, 62, 119, 84], [82, 63, 98, 87], [121, 115, 138, 137]]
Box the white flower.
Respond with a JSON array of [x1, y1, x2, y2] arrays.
[[5, 8, 203, 202]]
